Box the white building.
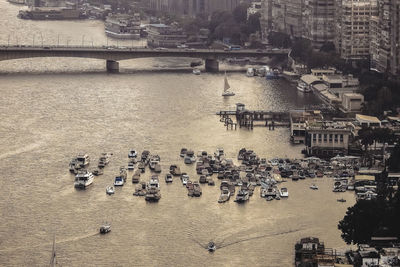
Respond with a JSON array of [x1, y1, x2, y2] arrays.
[[341, 93, 364, 113]]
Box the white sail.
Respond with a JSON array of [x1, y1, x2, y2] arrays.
[[224, 73, 230, 92]]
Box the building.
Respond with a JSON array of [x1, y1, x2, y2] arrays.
[[341, 93, 364, 113], [355, 114, 381, 127], [247, 2, 262, 19], [335, 0, 377, 60], [295, 237, 325, 267], [148, 0, 240, 17], [370, 0, 400, 76], [305, 121, 352, 157], [260, 0, 273, 40], [146, 24, 187, 48], [302, 0, 336, 48], [105, 13, 141, 39], [321, 74, 359, 97], [290, 110, 323, 144]]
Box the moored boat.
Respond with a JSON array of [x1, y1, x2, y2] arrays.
[[106, 186, 115, 195], [207, 241, 216, 252], [74, 170, 94, 188], [100, 223, 111, 234]]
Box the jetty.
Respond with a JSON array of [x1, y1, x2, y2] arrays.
[[217, 103, 290, 130]]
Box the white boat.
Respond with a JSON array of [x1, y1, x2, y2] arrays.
[[106, 186, 115, 195], [74, 170, 94, 188], [100, 223, 111, 234], [128, 149, 137, 158], [76, 153, 90, 168], [114, 176, 125, 186], [246, 67, 255, 77], [222, 72, 235, 96], [181, 174, 189, 185], [193, 68, 201, 75], [310, 184, 319, 190], [218, 188, 231, 203], [207, 241, 216, 252], [279, 187, 289, 197], [297, 81, 311, 93], [148, 175, 160, 189]]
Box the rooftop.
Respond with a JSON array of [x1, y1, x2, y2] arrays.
[[356, 114, 381, 123]]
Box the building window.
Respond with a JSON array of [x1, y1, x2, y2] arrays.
[[313, 133, 317, 142], [318, 134, 322, 142], [334, 134, 338, 143], [329, 134, 333, 142], [324, 134, 327, 142], [340, 134, 344, 142]]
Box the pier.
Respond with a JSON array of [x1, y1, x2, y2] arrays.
[[217, 103, 290, 130]]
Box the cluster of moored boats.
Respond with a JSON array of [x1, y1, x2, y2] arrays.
[[69, 148, 365, 203]]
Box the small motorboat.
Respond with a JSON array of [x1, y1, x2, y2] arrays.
[[165, 173, 173, 183], [128, 149, 137, 158], [266, 196, 274, 201], [310, 184, 319, 190], [337, 198, 346, 202], [100, 223, 111, 234], [207, 241, 216, 252], [106, 186, 115, 195], [192, 68, 201, 75]]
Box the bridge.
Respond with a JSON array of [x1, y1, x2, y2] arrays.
[[0, 45, 290, 72]]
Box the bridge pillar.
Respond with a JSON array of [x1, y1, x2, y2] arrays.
[[205, 59, 219, 72], [106, 60, 119, 73]]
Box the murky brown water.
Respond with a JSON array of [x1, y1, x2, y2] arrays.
[[0, 1, 354, 266]]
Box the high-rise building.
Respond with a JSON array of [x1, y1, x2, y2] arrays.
[[260, 0, 273, 40], [303, 0, 336, 49], [335, 0, 377, 60], [370, 0, 400, 76]]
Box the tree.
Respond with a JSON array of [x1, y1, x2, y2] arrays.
[[338, 199, 386, 244], [388, 144, 400, 172], [247, 13, 261, 34], [232, 3, 249, 24], [357, 127, 374, 151], [268, 32, 291, 48]]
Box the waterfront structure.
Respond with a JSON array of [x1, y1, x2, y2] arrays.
[[355, 114, 381, 127], [341, 93, 364, 113], [290, 110, 323, 144], [105, 13, 140, 39], [146, 24, 187, 48], [148, 0, 240, 17], [334, 0, 377, 60], [305, 121, 352, 157], [294, 237, 325, 267], [370, 0, 400, 76], [18, 7, 82, 19]]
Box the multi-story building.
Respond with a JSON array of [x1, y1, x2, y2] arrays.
[[370, 0, 400, 76], [305, 121, 352, 157], [303, 0, 336, 48], [260, 0, 273, 40], [148, 0, 240, 17], [335, 0, 377, 60], [285, 0, 303, 38], [247, 2, 262, 19]]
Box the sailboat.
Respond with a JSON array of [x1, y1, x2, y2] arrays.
[[222, 72, 235, 96], [50, 235, 56, 267]]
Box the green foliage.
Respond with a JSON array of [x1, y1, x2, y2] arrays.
[[232, 3, 250, 24], [268, 32, 292, 48], [338, 189, 400, 244], [247, 13, 261, 34], [388, 144, 400, 172]]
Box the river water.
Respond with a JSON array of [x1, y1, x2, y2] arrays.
[[0, 1, 355, 266]]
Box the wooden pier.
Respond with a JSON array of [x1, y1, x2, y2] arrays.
[[217, 103, 290, 130]]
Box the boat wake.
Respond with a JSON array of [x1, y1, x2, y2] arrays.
[[190, 228, 303, 251], [217, 228, 303, 249], [0, 232, 99, 253]]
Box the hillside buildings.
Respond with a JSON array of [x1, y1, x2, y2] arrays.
[[260, 0, 399, 76], [334, 0, 377, 60], [148, 0, 241, 17]]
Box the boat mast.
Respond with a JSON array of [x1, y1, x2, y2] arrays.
[[50, 234, 56, 267]]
